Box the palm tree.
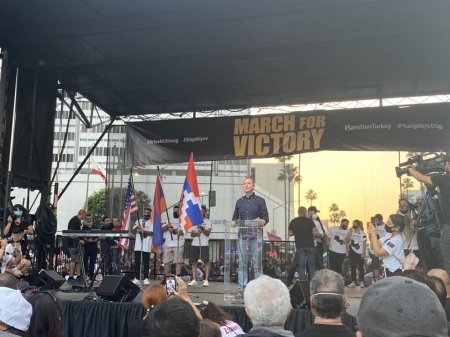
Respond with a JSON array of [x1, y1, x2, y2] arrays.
[[277, 157, 301, 235], [305, 189, 318, 206], [401, 177, 414, 199], [329, 203, 346, 226]]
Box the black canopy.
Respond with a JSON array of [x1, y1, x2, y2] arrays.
[[1, 0, 450, 117]]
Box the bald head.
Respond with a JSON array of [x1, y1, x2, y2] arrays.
[[428, 269, 450, 297]]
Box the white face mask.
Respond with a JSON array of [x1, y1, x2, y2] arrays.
[[312, 213, 318, 220]]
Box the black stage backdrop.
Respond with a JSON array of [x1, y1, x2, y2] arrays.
[[62, 300, 356, 337], [126, 103, 450, 165]]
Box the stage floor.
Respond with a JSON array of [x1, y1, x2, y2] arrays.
[[55, 279, 365, 306]]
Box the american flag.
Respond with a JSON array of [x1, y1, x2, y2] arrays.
[[120, 174, 138, 250]]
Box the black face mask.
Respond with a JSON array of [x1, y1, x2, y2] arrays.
[[385, 224, 394, 233], [144, 214, 151, 220], [342, 225, 348, 230], [173, 210, 179, 219]]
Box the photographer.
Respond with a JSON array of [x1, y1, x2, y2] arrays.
[[408, 161, 450, 273], [188, 206, 212, 287]]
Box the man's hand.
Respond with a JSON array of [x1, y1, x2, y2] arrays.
[[0, 239, 7, 250], [229, 221, 236, 228], [257, 219, 266, 226]]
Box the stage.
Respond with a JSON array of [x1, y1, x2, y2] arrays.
[[55, 280, 361, 337]]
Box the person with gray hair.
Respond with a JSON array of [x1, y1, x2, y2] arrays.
[[244, 275, 293, 337], [297, 269, 355, 337]]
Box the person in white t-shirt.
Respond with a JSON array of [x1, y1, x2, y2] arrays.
[[131, 207, 153, 285], [368, 214, 406, 277], [308, 206, 327, 270], [347, 220, 367, 288], [326, 219, 351, 276], [163, 204, 185, 276], [188, 206, 212, 287], [368, 214, 388, 282]]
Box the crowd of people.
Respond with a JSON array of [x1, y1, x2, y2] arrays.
[[0, 158, 449, 337]]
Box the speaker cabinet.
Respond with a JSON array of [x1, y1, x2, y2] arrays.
[[290, 280, 311, 309], [39, 270, 65, 289], [96, 276, 140, 302]]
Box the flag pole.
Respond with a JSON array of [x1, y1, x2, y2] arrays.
[[157, 166, 171, 224], [131, 168, 144, 285]]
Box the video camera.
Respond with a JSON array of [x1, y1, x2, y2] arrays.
[[395, 152, 449, 178]]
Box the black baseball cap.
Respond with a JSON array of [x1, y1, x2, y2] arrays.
[[308, 206, 320, 213]]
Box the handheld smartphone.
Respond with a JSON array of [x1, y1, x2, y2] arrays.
[[165, 275, 177, 295]]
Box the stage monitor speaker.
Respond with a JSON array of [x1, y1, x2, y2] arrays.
[[96, 276, 140, 302], [290, 280, 311, 309], [38, 270, 65, 289]]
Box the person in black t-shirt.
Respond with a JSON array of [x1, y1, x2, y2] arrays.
[[81, 214, 98, 280], [297, 269, 355, 337], [67, 209, 86, 281], [409, 161, 450, 275], [288, 206, 320, 281], [100, 216, 114, 275], [3, 204, 34, 259]]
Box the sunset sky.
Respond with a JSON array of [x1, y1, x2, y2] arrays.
[[255, 151, 417, 229]]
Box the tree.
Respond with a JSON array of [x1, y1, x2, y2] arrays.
[[277, 162, 301, 223], [305, 189, 318, 206], [85, 187, 150, 228], [401, 177, 414, 199], [329, 203, 346, 226]]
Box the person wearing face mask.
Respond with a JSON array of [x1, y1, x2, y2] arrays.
[[81, 214, 98, 280], [308, 206, 327, 270], [368, 214, 406, 277], [347, 220, 367, 288], [162, 204, 185, 276], [132, 207, 153, 285], [367, 214, 387, 283], [3, 204, 33, 259], [326, 219, 351, 276]]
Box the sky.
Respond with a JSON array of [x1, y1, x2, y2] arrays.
[[254, 151, 418, 229]]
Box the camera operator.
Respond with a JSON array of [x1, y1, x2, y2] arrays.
[[188, 206, 212, 287], [408, 161, 450, 273]]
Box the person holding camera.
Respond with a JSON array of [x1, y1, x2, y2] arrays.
[[188, 205, 212, 287], [408, 161, 450, 274], [367, 214, 406, 277]]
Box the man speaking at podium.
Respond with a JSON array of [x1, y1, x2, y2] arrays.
[[231, 176, 269, 297]]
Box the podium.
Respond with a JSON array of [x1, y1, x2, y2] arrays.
[[224, 220, 263, 301]]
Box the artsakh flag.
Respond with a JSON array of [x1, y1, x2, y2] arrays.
[[179, 153, 203, 233], [90, 157, 107, 184], [151, 174, 167, 253], [267, 231, 282, 242]]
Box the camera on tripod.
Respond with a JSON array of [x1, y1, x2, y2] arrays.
[[395, 152, 449, 178]]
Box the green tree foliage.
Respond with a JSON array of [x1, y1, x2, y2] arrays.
[[305, 189, 318, 206], [85, 188, 150, 228], [329, 203, 347, 226]]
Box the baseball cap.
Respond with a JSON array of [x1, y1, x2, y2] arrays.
[[308, 206, 320, 213], [0, 287, 32, 331], [347, 276, 447, 337]]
